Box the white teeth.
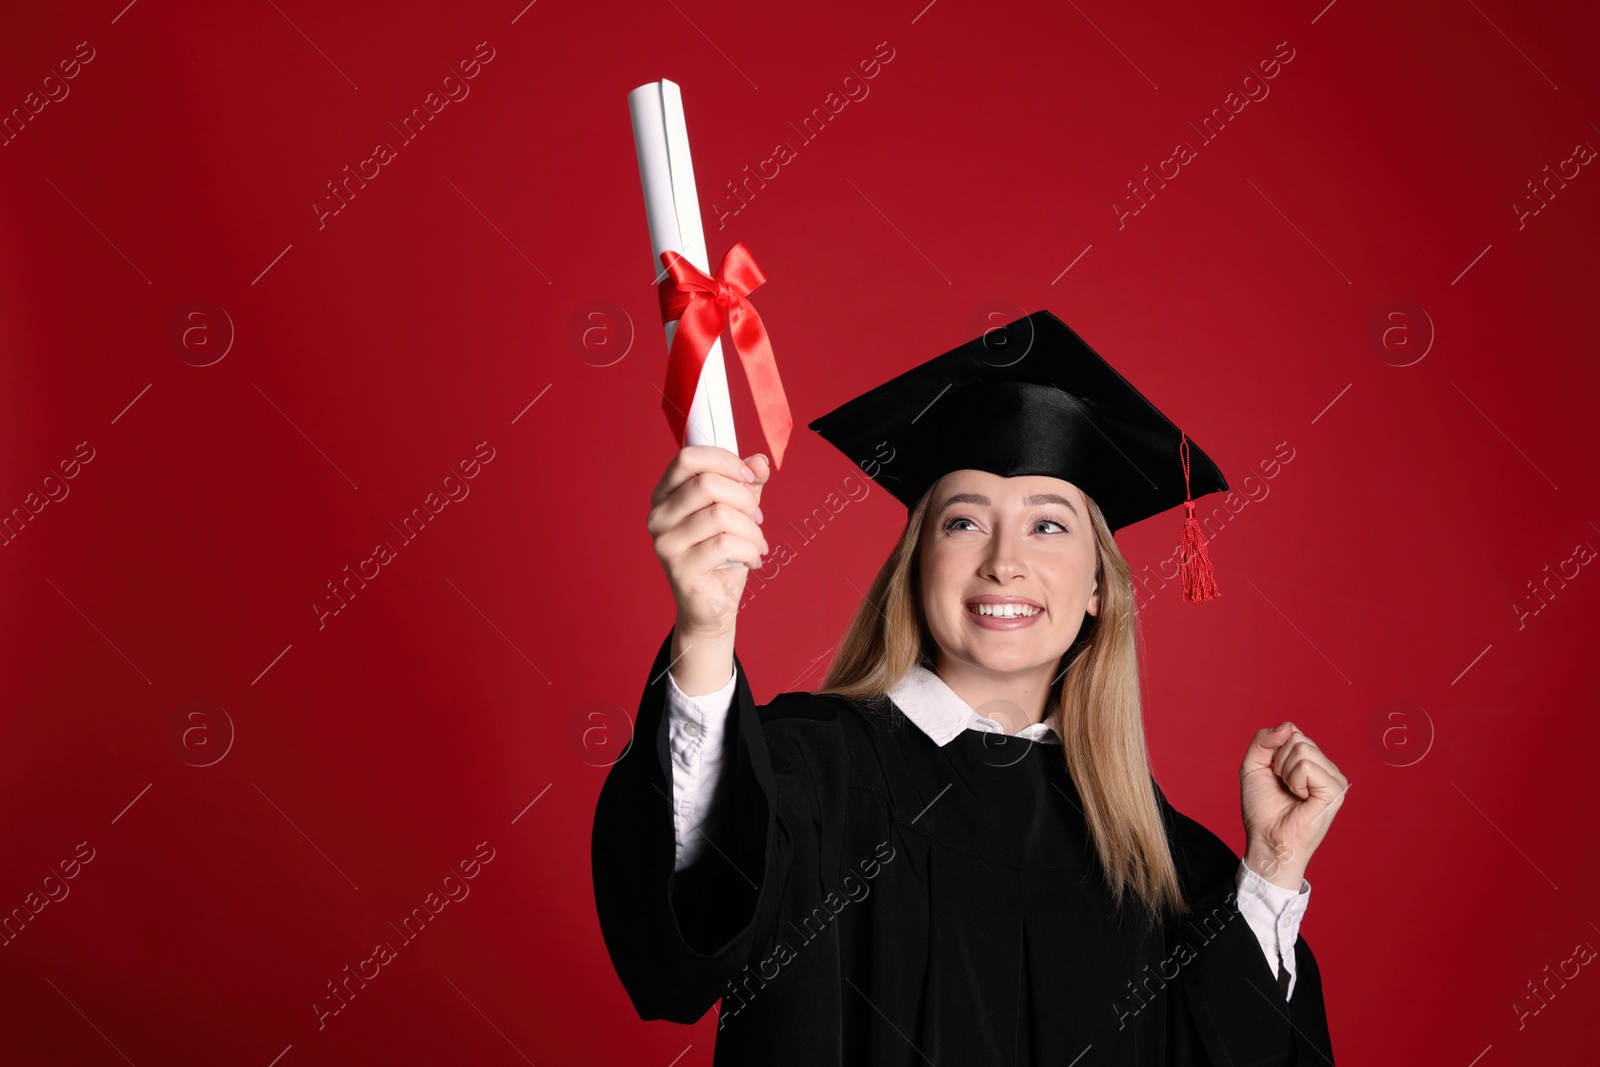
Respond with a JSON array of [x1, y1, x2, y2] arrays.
[[972, 603, 1040, 618]]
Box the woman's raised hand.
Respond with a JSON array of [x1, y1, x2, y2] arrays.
[[648, 446, 771, 643], [1238, 723, 1349, 890]]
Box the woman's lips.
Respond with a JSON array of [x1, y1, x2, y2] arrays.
[[964, 603, 1044, 630]]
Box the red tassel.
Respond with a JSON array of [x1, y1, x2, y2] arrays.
[[1177, 432, 1219, 602]]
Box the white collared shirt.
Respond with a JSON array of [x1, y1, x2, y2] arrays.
[[664, 662, 1310, 999]]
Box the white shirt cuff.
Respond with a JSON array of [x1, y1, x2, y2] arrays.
[[1234, 859, 1311, 1000], [665, 667, 736, 871]]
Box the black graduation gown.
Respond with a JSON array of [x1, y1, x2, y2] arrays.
[[592, 631, 1336, 1065]]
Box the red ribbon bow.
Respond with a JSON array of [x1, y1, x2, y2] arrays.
[[657, 242, 792, 471]]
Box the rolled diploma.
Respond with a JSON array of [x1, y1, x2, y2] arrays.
[[629, 79, 744, 570], [628, 79, 738, 458]]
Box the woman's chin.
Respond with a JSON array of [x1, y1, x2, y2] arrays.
[[964, 644, 1051, 675]]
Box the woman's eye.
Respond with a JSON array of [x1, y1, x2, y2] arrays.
[[942, 516, 1068, 533]]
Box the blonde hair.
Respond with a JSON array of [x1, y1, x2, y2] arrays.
[[817, 479, 1189, 924]]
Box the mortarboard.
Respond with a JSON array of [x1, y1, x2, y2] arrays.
[[807, 309, 1227, 601]]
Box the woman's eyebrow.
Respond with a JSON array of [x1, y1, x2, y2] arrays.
[[938, 492, 1079, 516]]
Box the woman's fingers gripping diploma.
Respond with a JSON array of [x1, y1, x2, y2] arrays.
[[1238, 723, 1349, 885], [647, 447, 771, 638]]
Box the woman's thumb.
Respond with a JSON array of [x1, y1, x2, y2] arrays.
[[745, 453, 772, 501]]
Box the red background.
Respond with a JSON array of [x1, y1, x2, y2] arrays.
[[2, 0, 1597, 1063]]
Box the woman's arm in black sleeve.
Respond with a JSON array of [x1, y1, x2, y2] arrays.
[[1156, 783, 1336, 1066], [590, 628, 794, 1024]]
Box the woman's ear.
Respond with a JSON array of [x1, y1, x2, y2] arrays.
[[1087, 583, 1100, 617]]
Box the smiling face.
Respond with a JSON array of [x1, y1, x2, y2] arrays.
[[918, 469, 1102, 684]]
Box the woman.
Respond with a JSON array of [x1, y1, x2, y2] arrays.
[[592, 311, 1347, 1065]]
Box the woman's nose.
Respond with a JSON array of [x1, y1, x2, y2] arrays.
[[982, 530, 1027, 580]]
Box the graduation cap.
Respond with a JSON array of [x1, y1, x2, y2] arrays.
[[807, 309, 1227, 601]]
